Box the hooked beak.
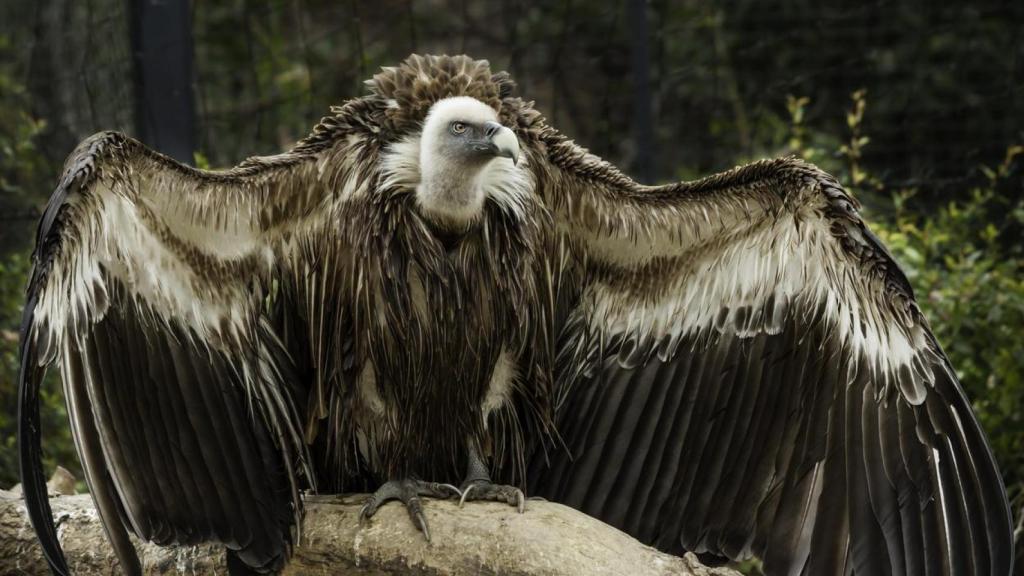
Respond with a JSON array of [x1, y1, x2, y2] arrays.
[[483, 121, 520, 165]]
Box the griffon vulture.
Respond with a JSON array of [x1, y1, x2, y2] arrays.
[[19, 54, 1013, 575]]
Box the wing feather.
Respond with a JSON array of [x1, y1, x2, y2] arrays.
[[58, 335, 142, 573], [524, 131, 1014, 575], [19, 110, 371, 574], [628, 343, 692, 540]]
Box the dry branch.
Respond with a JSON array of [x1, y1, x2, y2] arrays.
[[1, 478, 740, 575]]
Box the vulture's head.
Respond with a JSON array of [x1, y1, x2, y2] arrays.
[[412, 96, 522, 228]]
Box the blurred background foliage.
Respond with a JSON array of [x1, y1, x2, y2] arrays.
[[0, 0, 1021, 567]]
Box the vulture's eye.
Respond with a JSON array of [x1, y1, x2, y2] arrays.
[[449, 121, 468, 135]]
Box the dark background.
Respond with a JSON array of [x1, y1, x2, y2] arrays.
[[7, 1, 1024, 193], [0, 0, 1021, 569]]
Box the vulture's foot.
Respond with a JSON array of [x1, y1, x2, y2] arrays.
[[458, 479, 526, 512], [359, 478, 460, 542], [458, 442, 528, 512]]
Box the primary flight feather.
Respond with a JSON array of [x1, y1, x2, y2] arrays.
[[19, 54, 1013, 575]]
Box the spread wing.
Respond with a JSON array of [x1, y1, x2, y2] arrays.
[[19, 107, 374, 574], [525, 135, 1014, 575]]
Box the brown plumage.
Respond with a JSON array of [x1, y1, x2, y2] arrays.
[[20, 54, 1012, 576]]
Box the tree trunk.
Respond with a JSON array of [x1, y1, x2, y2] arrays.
[[129, 0, 196, 163], [1, 488, 740, 575], [628, 0, 654, 183]]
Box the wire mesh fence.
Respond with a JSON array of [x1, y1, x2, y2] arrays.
[[1, 3, 1023, 564], [4, 0, 1022, 186]]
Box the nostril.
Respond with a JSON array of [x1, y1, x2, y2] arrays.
[[484, 122, 500, 138]]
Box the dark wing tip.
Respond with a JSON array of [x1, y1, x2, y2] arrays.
[[17, 295, 70, 575]]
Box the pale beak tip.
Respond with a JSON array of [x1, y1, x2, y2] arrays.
[[490, 124, 521, 166]]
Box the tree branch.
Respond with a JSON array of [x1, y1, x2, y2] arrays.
[[1, 481, 740, 575]]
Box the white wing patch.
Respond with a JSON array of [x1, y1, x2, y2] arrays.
[[580, 199, 930, 404], [30, 131, 370, 366], [33, 181, 268, 361]]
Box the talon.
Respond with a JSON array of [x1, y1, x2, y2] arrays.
[[405, 495, 429, 539], [459, 484, 475, 508], [359, 500, 375, 525], [431, 482, 462, 498], [415, 510, 430, 543]]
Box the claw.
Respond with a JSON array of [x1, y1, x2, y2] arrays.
[[436, 483, 462, 498], [414, 510, 430, 543], [458, 484, 475, 508], [359, 498, 380, 524], [405, 495, 430, 542]]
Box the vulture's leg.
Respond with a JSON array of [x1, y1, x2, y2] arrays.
[[358, 479, 460, 542], [458, 442, 526, 512]]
